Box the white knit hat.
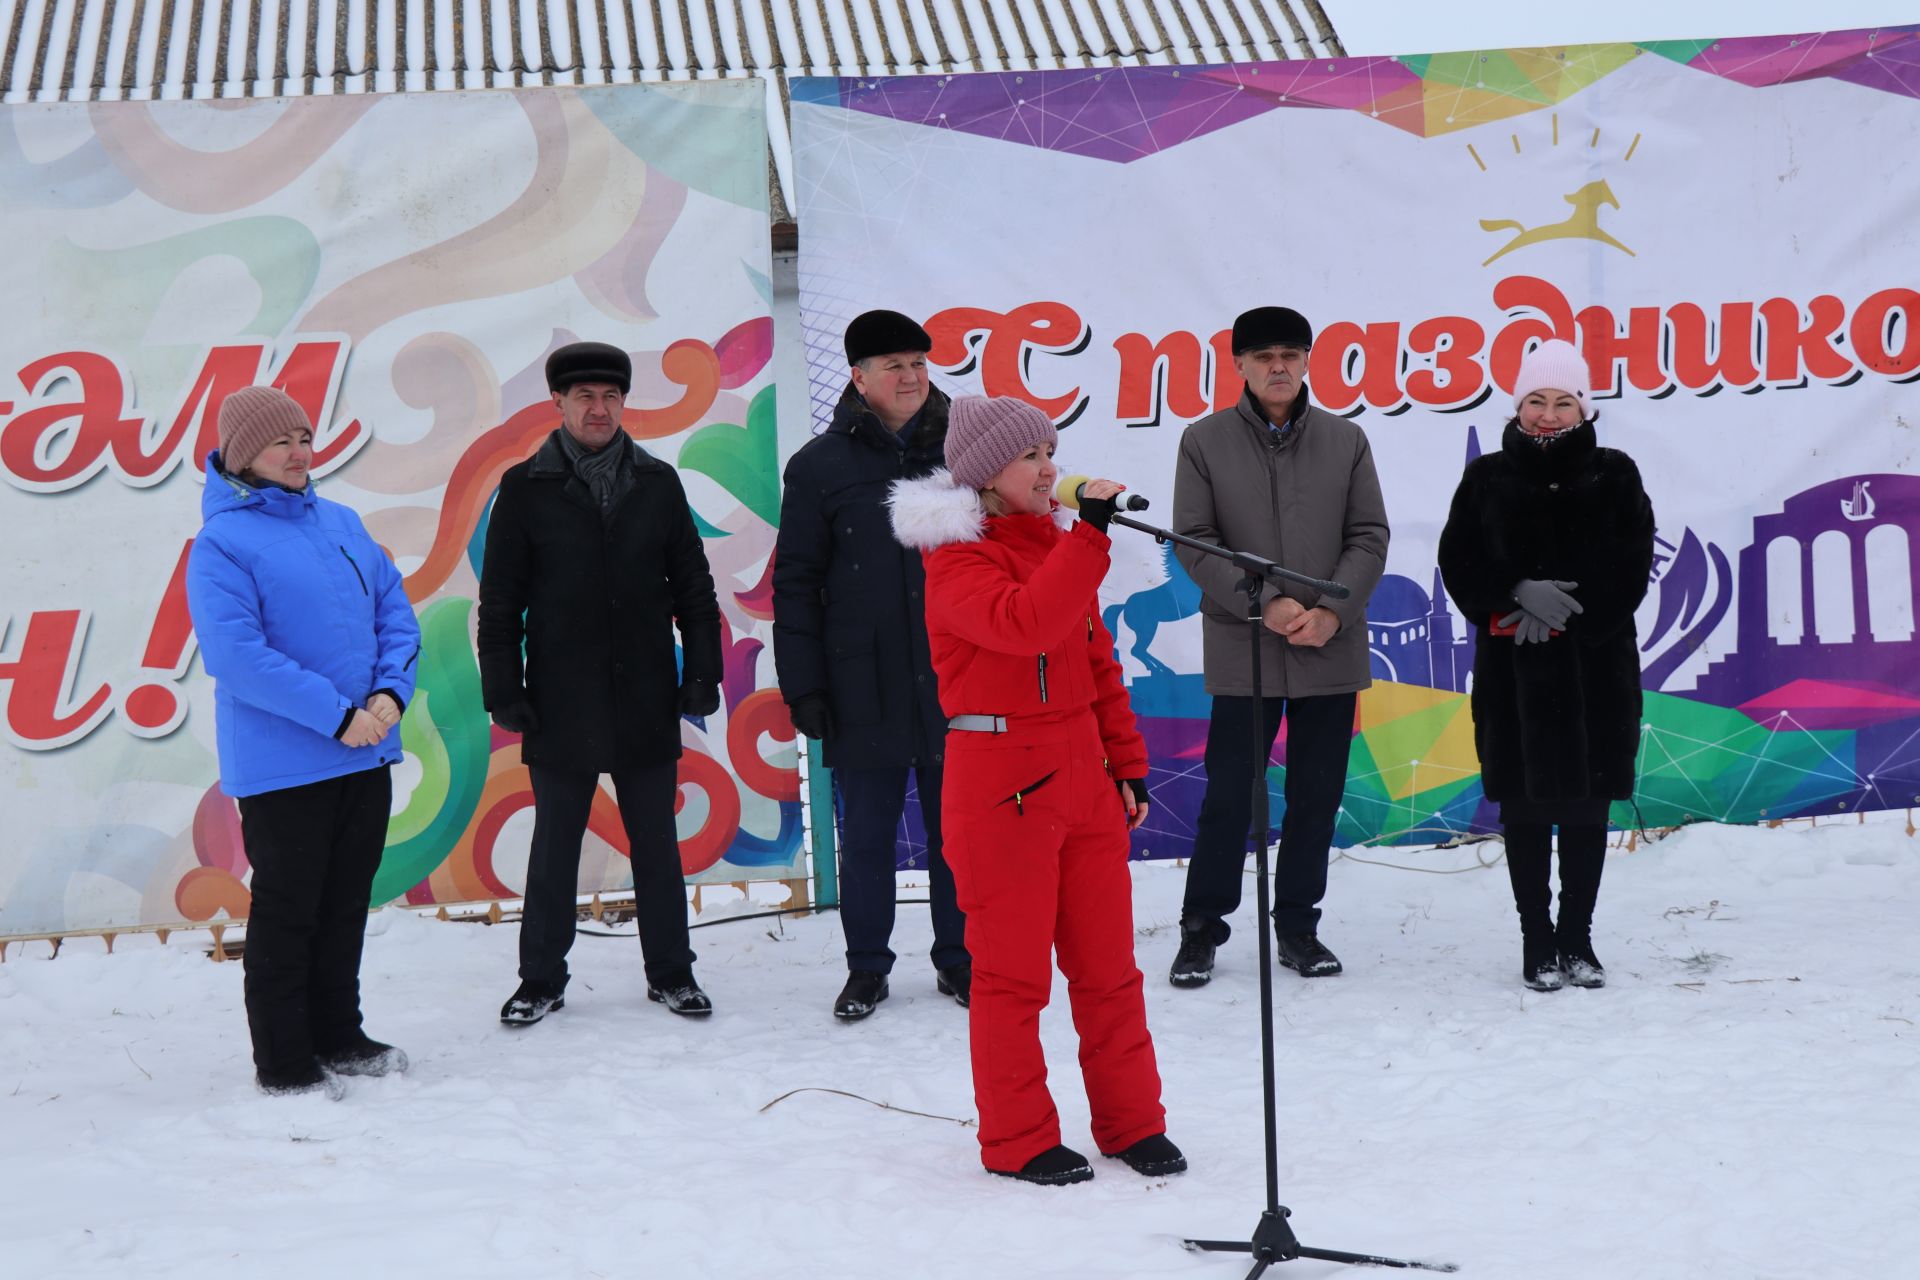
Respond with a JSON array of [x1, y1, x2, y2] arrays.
[[1511, 339, 1593, 418]]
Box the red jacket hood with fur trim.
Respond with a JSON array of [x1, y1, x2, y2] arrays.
[[887, 470, 1149, 780]]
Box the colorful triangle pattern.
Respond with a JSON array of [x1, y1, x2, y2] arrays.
[[808, 26, 1920, 164]]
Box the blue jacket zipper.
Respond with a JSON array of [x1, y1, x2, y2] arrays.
[[338, 546, 368, 594]]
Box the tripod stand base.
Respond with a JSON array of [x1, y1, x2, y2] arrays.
[[1184, 1209, 1459, 1275]]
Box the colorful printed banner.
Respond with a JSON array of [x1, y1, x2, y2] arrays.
[[791, 28, 1920, 856], [0, 83, 795, 940]]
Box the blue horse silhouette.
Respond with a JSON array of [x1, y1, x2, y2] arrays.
[[1103, 542, 1203, 678]]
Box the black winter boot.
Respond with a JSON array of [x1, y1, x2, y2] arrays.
[[1505, 821, 1560, 990], [936, 964, 972, 1008], [1558, 939, 1606, 988], [990, 1144, 1095, 1186], [500, 979, 566, 1027], [647, 977, 714, 1016], [1556, 824, 1608, 989], [1103, 1133, 1188, 1176], [1169, 919, 1217, 988], [833, 970, 889, 1021], [318, 1034, 409, 1077], [256, 1059, 348, 1100], [1274, 931, 1342, 977], [1522, 940, 1565, 991]]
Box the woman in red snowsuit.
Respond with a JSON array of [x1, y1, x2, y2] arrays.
[[889, 395, 1183, 1186]]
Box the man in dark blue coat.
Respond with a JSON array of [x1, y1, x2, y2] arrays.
[[478, 341, 723, 1027], [773, 311, 968, 1020]]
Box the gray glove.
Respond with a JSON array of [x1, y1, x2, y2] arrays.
[[1497, 609, 1555, 645], [1510, 579, 1584, 630]]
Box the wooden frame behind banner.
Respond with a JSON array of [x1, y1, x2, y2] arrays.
[[1, 745, 840, 962], [0, 878, 819, 963], [11, 810, 1907, 962]]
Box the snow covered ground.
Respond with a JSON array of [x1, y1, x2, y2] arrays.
[[5, 819, 1917, 1279]]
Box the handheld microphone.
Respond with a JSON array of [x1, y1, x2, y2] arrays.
[[1055, 475, 1150, 512]]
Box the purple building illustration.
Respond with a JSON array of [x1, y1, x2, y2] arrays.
[[1693, 473, 1920, 712], [1367, 569, 1474, 692]]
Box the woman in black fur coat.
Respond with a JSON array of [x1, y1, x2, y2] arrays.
[[1438, 339, 1655, 991]]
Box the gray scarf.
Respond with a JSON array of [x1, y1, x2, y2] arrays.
[[557, 428, 632, 514]]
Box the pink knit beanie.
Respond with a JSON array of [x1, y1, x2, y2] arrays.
[[1511, 339, 1593, 417], [945, 396, 1058, 491], [218, 386, 314, 474]]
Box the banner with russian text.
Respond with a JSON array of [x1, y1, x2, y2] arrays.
[[0, 82, 796, 940], [791, 29, 1920, 857]]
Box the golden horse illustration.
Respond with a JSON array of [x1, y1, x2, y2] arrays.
[[1480, 179, 1635, 267]]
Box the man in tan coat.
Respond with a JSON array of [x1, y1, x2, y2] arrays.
[[1168, 306, 1389, 986]]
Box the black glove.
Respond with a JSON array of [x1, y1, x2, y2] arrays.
[[787, 693, 834, 741], [491, 699, 539, 735], [678, 679, 721, 717], [1077, 492, 1118, 533], [1119, 778, 1149, 807]]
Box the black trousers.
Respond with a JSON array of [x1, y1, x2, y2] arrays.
[[237, 766, 392, 1076], [1180, 692, 1357, 940], [1500, 802, 1608, 945], [520, 762, 695, 990], [835, 764, 968, 975]]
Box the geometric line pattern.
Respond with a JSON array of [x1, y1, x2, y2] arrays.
[[802, 26, 1920, 165]]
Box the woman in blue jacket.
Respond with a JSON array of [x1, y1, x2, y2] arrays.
[[186, 386, 420, 1097]]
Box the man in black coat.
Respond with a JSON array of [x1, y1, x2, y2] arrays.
[[478, 341, 724, 1026], [773, 310, 969, 1021]]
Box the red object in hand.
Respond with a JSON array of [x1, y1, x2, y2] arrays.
[[1488, 616, 1560, 638]]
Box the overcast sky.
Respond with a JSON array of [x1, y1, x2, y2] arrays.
[[1318, 1, 1918, 57]]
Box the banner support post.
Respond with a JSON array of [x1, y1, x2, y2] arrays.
[[804, 738, 839, 908]]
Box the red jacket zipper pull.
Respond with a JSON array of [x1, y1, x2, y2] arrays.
[[1014, 790, 1025, 815], [1037, 652, 1049, 702]]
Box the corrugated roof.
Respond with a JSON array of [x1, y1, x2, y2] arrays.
[[0, 0, 1346, 216]]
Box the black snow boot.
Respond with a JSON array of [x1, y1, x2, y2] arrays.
[[500, 979, 566, 1027], [936, 964, 972, 1008], [1522, 940, 1565, 991], [1104, 1133, 1188, 1177], [647, 975, 714, 1017], [319, 1034, 410, 1077], [833, 970, 889, 1022], [1505, 821, 1561, 991], [256, 1059, 347, 1100], [990, 1144, 1095, 1186], [645, 974, 714, 1013], [1556, 824, 1608, 989], [1168, 919, 1217, 988], [1558, 938, 1606, 988], [1274, 931, 1342, 977]]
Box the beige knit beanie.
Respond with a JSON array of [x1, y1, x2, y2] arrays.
[[218, 386, 313, 474]]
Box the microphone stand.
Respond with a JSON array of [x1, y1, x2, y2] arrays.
[[1107, 515, 1350, 603], [1105, 511, 1455, 1276]]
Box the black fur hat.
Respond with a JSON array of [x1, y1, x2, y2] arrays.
[[844, 310, 933, 365], [546, 341, 632, 395], [1231, 307, 1313, 355]]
